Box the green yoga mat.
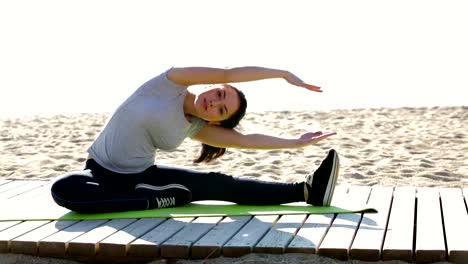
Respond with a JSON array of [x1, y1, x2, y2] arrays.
[[1, 198, 377, 221], [62, 202, 377, 221]]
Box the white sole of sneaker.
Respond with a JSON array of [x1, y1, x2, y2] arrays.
[[323, 151, 339, 206]]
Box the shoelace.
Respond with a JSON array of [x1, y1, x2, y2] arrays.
[[156, 197, 176, 208]]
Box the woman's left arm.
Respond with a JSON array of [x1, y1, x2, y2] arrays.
[[192, 124, 335, 149], [167, 66, 322, 92]]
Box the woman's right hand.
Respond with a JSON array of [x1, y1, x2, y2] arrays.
[[284, 72, 322, 93]]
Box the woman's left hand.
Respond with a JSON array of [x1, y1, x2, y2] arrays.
[[284, 72, 322, 92], [296, 131, 336, 147]]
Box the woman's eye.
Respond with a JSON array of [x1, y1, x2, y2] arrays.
[[219, 108, 224, 115], [217, 91, 222, 97]]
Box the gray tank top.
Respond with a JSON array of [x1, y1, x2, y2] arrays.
[[87, 69, 206, 173]]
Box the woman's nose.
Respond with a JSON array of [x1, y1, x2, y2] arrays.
[[209, 100, 222, 107]]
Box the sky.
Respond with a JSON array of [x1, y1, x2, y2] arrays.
[[0, 0, 467, 116]]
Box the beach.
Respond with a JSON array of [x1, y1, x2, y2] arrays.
[[2, 106, 467, 187], [1, 106, 466, 263]]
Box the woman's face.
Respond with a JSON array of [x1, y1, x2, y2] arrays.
[[193, 84, 240, 122]]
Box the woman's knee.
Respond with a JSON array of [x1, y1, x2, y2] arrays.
[[51, 170, 100, 212], [51, 170, 95, 198]]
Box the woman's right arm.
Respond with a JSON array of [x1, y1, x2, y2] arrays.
[[168, 66, 286, 85], [192, 124, 336, 150], [167, 66, 322, 92]]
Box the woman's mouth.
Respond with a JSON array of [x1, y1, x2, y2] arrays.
[[203, 98, 207, 111]]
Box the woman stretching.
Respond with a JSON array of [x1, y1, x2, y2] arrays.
[[51, 66, 339, 213]]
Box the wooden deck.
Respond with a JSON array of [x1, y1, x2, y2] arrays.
[[0, 180, 467, 263]]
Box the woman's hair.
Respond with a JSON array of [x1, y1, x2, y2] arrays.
[[194, 86, 247, 163]]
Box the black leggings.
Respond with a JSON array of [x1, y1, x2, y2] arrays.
[[51, 159, 304, 213]]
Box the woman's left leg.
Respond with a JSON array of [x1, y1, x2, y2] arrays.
[[135, 149, 340, 206], [136, 165, 305, 205]]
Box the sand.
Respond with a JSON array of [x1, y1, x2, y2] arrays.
[[1, 106, 467, 263]]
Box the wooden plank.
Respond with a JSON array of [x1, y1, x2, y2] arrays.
[[464, 188, 468, 202], [0, 181, 47, 199], [127, 217, 193, 258], [0, 181, 29, 195], [160, 216, 222, 258], [382, 187, 416, 262], [10, 220, 78, 255], [350, 186, 393, 261], [0, 220, 49, 252], [0, 221, 21, 232], [0, 180, 12, 186], [286, 185, 348, 254], [286, 214, 335, 254], [318, 186, 372, 260], [254, 214, 307, 254], [67, 218, 136, 256], [0, 192, 70, 222], [222, 215, 278, 257], [7, 182, 52, 201], [191, 216, 251, 259], [415, 187, 446, 263], [38, 220, 108, 257], [440, 188, 468, 264], [98, 218, 165, 257]]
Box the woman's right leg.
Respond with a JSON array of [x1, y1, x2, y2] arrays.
[[50, 169, 150, 213], [51, 159, 193, 213]]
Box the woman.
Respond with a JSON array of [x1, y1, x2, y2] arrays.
[[51, 66, 339, 213]]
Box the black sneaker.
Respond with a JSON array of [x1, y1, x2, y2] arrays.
[[135, 183, 192, 209], [305, 149, 339, 206]]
